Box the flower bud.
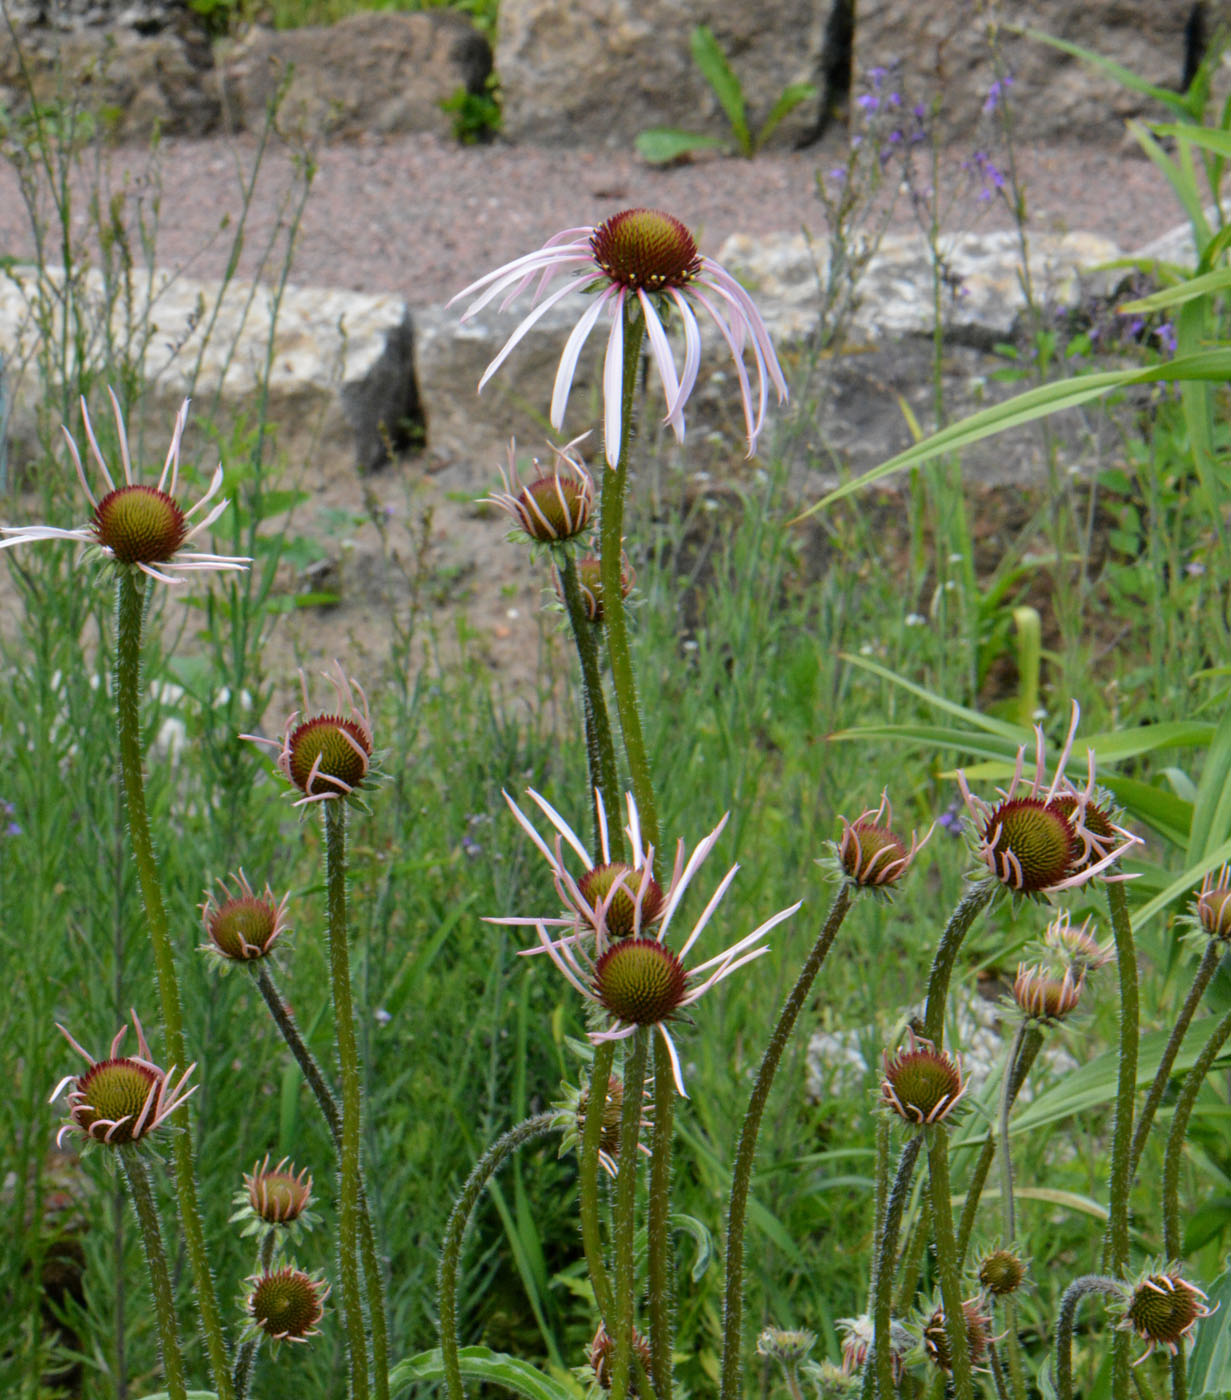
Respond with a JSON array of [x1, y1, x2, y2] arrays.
[[200, 871, 289, 962], [488, 436, 594, 544], [922, 1297, 992, 1372], [880, 1031, 967, 1126], [243, 1265, 329, 1347], [1012, 963, 1084, 1024], [836, 792, 929, 890], [245, 1155, 313, 1225], [1118, 1267, 1212, 1361], [977, 1247, 1027, 1298]]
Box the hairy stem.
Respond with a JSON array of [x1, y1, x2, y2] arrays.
[[1054, 1275, 1122, 1400], [1163, 1006, 1231, 1261], [609, 1028, 650, 1400], [927, 1130, 974, 1400], [648, 1034, 675, 1400], [115, 571, 232, 1400], [579, 1041, 616, 1323], [121, 1146, 187, 1400], [922, 882, 996, 1043], [720, 884, 852, 1400], [233, 1230, 278, 1400], [438, 1114, 558, 1400], [869, 1135, 922, 1400]]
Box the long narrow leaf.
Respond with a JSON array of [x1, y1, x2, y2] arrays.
[[690, 25, 750, 153], [1118, 266, 1231, 314], [1015, 27, 1199, 118], [1188, 702, 1231, 863], [390, 1347, 583, 1400], [792, 349, 1231, 521], [836, 654, 1024, 738], [757, 82, 817, 148], [1129, 836, 1231, 930]]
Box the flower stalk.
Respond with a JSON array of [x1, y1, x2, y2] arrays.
[[325, 800, 370, 1400], [578, 1040, 617, 1323], [115, 570, 233, 1400], [720, 883, 853, 1400], [648, 1034, 675, 1400], [1163, 1005, 1231, 1261], [121, 1144, 188, 1400], [234, 1228, 278, 1400], [1054, 1275, 1122, 1400], [609, 1026, 650, 1400], [922, 882, 996, 1042], [869, 1135, 922, 1399], [926, 1129, 974, 1400]]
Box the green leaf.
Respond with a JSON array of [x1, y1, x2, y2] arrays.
[[690, 25, 750, 154], [1187, 1262, 1231, 1393], [133, 1393, 218, 1399], [634, 127, 728, 164], [791, 348, 1231, 522], [1128, 119, 1211, 250], [1016, 27, 1200, 119], [1189, 702, 1231, 863], [1127, 835, 1231, 930], [390, 1347, 583, 1400], [1118, 266, 1231, 313], [1154, 121, 1231, 160], [756, 81, 817, 149], [834, 654, 1024, 739], [671, 1210, 716, 1282]]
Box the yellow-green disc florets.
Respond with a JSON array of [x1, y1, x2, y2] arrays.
[[982, 797, 1076, 895], [594, 938, 689, 1025], [578, 861, 665, 937], [977, 1247, 1028, 1298], [589, 208, 702, 292], [880, 1032, 968, 1126], [286, 715, 371, 798], [1012, 962, 1084, 1024], [73, 1059, 160, 1144], [201, 871, 289, 962], [93, 484, 188, 564], [1120, 1268, 1212, 1360], [245, 1155, 313, 1224], [245, 1266, 329, 1346]]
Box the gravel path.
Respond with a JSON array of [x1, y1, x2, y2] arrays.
[[0, 130, 1183, 306]]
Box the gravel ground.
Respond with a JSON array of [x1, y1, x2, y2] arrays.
[[0, 129, 1184, 304]]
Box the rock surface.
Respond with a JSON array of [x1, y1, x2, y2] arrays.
[[216, 11, 493, 140], [496, 0, 825, 151]]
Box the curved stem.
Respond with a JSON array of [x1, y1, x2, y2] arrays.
[[1102, 879, 1139, 1400], [234, 1230, 278, 1400], [556, 552, 623, 849], [579, 1041, 616, 1322], [720, 884, 853, 1400], [325, 801, 369, 1400], [1130, 939, 1221, 1175], [926, 1129, 973, 1400], [115, 571, 233, 1400], [996, 1022, 1030, 1400], [870, 1135, 922, 1400], [438, 1113, 558, 1400], [600, 309, 657, 855], [120, 1146, 187, 1400], [609, 1027, 650, 1400], [648, 1034, 675, 1400], [922, 882, 996, 1043], [1163, 1005, 1231, 1260], [1054, 1275, 1122, 1400], [252, 964, 388, 1399]]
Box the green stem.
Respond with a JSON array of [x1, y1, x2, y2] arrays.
[[720, 885, 852, 1400], [120, 1146, 187, 1400], [869, 1135, 922, 1400], [114, 571, 233, 1400], [1102, 879, 1139, 1400], [996, 1022, 1029, 1400], [926, 1130, 974, 1400], [1054, 1275, 1122, 1400], [648, 1034, 675, 1400], [922, 882, 996, 1043], [609, 1028, 650, 1400], [234, 1230, 278, 1400], [438, 1114, 558, 1400], [600, 309, 657, 855], [1130, 939, 1221, 1175], [325, 801, 369, 1400], [579, 1041, 616, 1323], [556, 551, 623, 849], [252, 964, 388, 1400], [1163, 1006, 1231, 1261]]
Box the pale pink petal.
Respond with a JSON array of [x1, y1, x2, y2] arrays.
[[602, 289, 627, 467]]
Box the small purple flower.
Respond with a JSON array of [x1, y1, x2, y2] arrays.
[[913, 103, 926, 120], [857, 93, 880, 113], [827, 167, 847, 184], [983, 75, 1014, 114], [868, 66, 888, 87], [5, 822, 21, 837], [888, 129, 903, 144], [936, 802, 964, 838], [1156, 321, 1178, 355], [1124, 316, 1146, 340], [886, 91, 901, 107]]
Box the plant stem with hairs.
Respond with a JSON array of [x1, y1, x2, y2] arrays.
[[115, 571, 232, 1400], [438, 1114, 558, 1400], [1054, 1275, 1122, 1400], [720, 883, 852, 1400], [234, 1229, 278, 1400], [600, 308, 657, 855], [579, 1041, 616, 1323], [864, 1135, 922, 1400], [922, 882, 997, 1042], [648, 1034, 675, 1400], [609, 1027, 650, 1400], [1163, 1005, 1231, 1261], [120, 1146, 187, 1400], [997, 1022, 1029, 1400], [325, 801, 370, 1400], [927, 1129, 974, 1400]]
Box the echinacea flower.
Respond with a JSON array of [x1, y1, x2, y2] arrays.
[[241, 1265, 329, 1349], [976, 1245, 1028, 1298], [922, 1296, 994, 1372], [494, 788, 800, 1094], [834, 791, 931, 891], [955, 702, 1139, 898], [1195, 864, 1231, 940], [449, 208, 788, 467], [880, 1031, 968, 1126], [1011, 962, 1085, 1024], [242, 663, 374, 808], [50, 1011, 196, 1147], [0, 391, 250, 585], [1117, 1266, 1213, 1364], [551, 1072, 653, 1178], [200, 870, 291, 962], [836, 1314, 912, 1382], [1041, 911, 1115, 974], [487, 434, 595, 545]]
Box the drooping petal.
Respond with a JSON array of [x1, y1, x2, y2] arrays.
[[602, 290, 627, 468], [551, 286, 616, 430], [638, 289, 683, 438], [477, 278, 589, 394]]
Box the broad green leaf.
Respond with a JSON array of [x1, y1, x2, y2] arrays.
[[690, 25, 750, 153], [1155, 122, 1231, 160], [1016, 27, 1199, 118], [1189, 702, 1231, 863], [390, 1347, 583, 1400], [634, 127, 728, 164], [1118, 266, 1231, 313], [1187, 1262, 1231, 1392], [791, 348, 1231, 521], [757, 81, 817, 148]]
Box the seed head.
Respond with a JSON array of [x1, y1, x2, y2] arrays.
[[487, 435, 594, 545], [594, 938, 689, 1025], [976, 1247, 1028, 1298], [922, 1297, 992, 1372], [589, 209, 702, 292], [981, 797, 1076, 894], [880, 1031, 968, 1126], [51, 1012, 196, 1148], [243, 1265, 329, 1347], [836, 792, 930, 891], [1012, 962, 1085, 1024], [578, 862, 666, 938], [95, 483, 188, 563], [1118, 1267, 1213, 1362], [200, 871, 290, 962]]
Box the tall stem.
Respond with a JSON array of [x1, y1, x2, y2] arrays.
[[120, 1146, 187, 1400], [922, 883, 996, 1043], [115, 571, 233, 1400], [1163, 1006, 1231, 1261], [996, 1022, 1029, 1400], [600, 310, 657, 855], [234, 1230, 278, 1400], [609, 1028, 650, 1400], [868, 1135, 922, 1400], [648, 1035, 675, 1400], [1102, 879, 1139, 1400], [556, 551, 623, 846], [720, 884, 853, 1400], [579, 1041, 616, 1322], [253, 964, 388, 1400], [1130, 940, 1221, 1175], [926, 1130, 974, 1400], [325, 801, 370, 1400], [438, 1114, 558, 1400], [1054, 1275, 1122, 1400]]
